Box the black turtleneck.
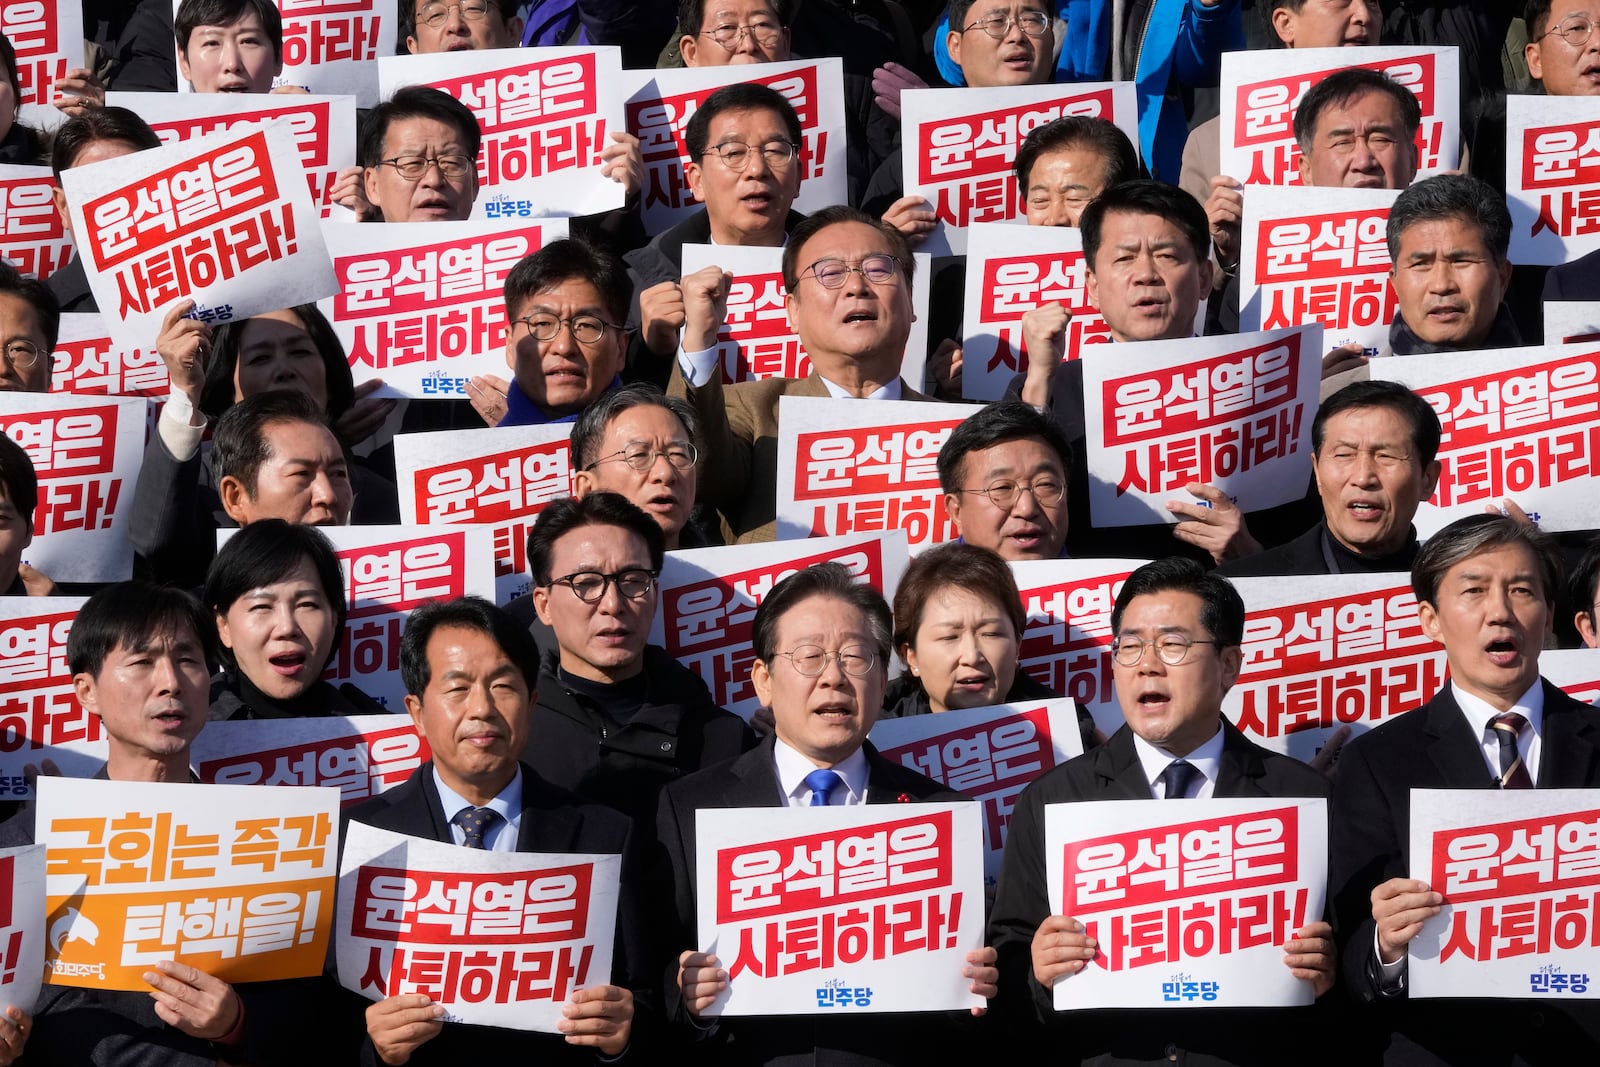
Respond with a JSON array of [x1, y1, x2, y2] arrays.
[[1322, 523, 1421, 574], [557, 665, 649, 727], [219, 669, 345, 719]]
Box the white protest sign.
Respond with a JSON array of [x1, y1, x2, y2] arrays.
[[1239, 185, 1399, 356], [774, 396, 973, 548], [1507, 95, 1600, 267], [1545, 302, 1600, 346], [172, 0, 394, 106], [1410, 790, 1600, 999], [680, 244, 930, 390], [1371, 343, 1600, 535], [393, 422, 574, 605], [337, 821, 620, 1030], [1219, 46, 1459, 186], [60, 120, 337, 350], [319, 217, 567, 399], [649, 532, 909, 719], [1081, 325, 1321, 527], [2, 1, 82, 108], [0, 164, 73, 282], [1046, 797, 1327, 1008], [0, 392, 145, 582], [50, 313, 170, 398], [901, 81, 1138, 256], [193, 714, 428, 807], [623, 58, 848, 236], [0, 597, 105, 798], [0, 844, 44, 1013], [695, 803, 985, 1015], [1543, 649, 1600, 706], [870, 700, 1084, 885], [381, 47, 625, 219]]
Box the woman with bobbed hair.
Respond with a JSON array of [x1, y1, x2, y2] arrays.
[[198, 304, 359, 425], [0, 35, 48, 166], [203, 519, 386, 719]]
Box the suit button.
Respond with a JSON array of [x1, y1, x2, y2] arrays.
[[660, 741, 673, 752], [1165, 1044, 1179, 1061]]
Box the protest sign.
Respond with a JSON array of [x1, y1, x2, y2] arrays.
[[194, 715, 428, 808], [1507, 95, 1600, 267], [774, 396, 973, 548], [394, 422, 573, 605], [381, 47, 625, 219], [1545, 302, 1600, 346], [1046, 797, 1327, 1008], [0, 164, 72, 282], [623, 59, 847, 235], [50, 313, 170, 398], [649, 532, 909, 719], [1543, 650, 1600, 706], [1081, 325, 1321, 527], [172, 0, 393, 105], [1, 1, 81, 108], [0, 392, 145, 582], [60, 120, 337, 350], [0, 597, 107, 798], [901, 82, 1138, 256], [1371, 343, 1600, 535], [40, 777, 340, 988], [337, 821, 620, 1029], [871, 700, 1084, 885], [694, 803, 985, 1014], [0, 845, 44, 1013]]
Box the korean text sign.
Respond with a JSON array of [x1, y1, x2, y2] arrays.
[[1226, 574, 1443, 763], [1409, 790, 1600, 999], [0, 393, 145, 582], [623, 59, 847, 236], [902, 82, 1138, 256], [1081, 326, 1322, 527], [1507, 95, 1600, 267], [649, 532, 909, 720], [381, 48, 625, 219], [774, 397, 974, 548], [694, 803, 985, 1015], [1545, 302, 1600, 347], [336, 822, 620, 1030], [60, 120, 338, 350], [0, 597, 107, 799], [39, 778, 340, 989], [1045, 798, 1327, 1008], [393, 422, 574, 605], [1239, 185, 1400, 356], [320, 218, 567, 399], [0, 845, 44, 1013], [172, 0, 394, 106], [1, 0, 81, 107], [50, 314, 170, 398], [871, 700, 1084, 885], [194, 715, 430, 809], [1370, 343, 1600, 535], [0, 164, 73, 282], [1219, 46, 1459, 186]]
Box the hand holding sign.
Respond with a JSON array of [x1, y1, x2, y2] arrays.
[[880, 195, 937, 248], [1205, 176, 1244, 274], [1371, 877, 1441, 966], [0, 1007, 29, 1066], [1167, 483, 1264, 566], [143, 959, 242, 1042], [557, 984, 633, 1054], [52, 68, 104, 114], [1283, 921, 1336, 999], [365, 993, 445, 1066], [677, 950, 728, 1018], [963, 946, 999, 1016], [682, 265, 734, 352], [600, 133, 644, 200], [1031, 914, 1098, 986], [156, 300, 211, 411]]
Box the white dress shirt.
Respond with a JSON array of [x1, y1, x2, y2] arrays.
[[1451, 680, 1544, 785], [773, 737, 871, 807], [1130, 724, 1226, 799]]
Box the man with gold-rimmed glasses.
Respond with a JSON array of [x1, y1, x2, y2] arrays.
[[404, 0, 522, 53], [0, 260, 58, 395]]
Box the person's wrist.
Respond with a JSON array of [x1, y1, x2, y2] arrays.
[[684, 324, 718, 351]]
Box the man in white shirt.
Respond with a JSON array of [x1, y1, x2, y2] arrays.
[[1330, 513, 1600, 1063]]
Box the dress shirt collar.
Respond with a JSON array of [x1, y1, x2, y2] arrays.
[[773, 736, 871, 806], [818, 375, 901, 401], [1130, 722, 1226, 798], [432, 765, 522, 847]]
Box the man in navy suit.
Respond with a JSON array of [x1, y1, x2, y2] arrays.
[[1331, 514, 1600, 1063]]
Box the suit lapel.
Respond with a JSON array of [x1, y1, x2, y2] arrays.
[[1214, 720, 1271, 798], [720, 736, 789, 807], [1096, 728, 1159, 799], [1423, 688, 1499, 789]]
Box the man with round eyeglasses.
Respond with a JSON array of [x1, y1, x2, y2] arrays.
[[1526, 1, 1600, 96], [405, 0, 522, 53], [0, 261, 58, 394], [524, 492, 754, 829], [938, 402, 1074, 562]]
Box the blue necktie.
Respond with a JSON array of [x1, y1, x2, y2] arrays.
[[452, 806, 501, 849], [804, 769, 843, 807], [1159, 760, 1199, 800]]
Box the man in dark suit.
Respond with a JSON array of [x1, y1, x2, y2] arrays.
[[668, 205, 934, 543], [1331, 514, 1600, 1064], [344, 596, 650, 1065], [988, 557, 1335, 1065], [656, 562, 999, 1064]]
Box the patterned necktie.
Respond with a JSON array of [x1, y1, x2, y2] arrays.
[[1159, 760, 1200, 800], [804, 769, 844, 807], [452, 806, 501, 849], [1491, 713, 1533, 789]]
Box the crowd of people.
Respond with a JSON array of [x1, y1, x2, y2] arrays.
[[1, 0, 1597, 1063]]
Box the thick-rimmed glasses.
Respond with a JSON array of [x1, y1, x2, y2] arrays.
[[1111, 634, 1219, 667], [772, 644, 877, 677], [379, 154, 474, 181], [546, 569, 659, 604]]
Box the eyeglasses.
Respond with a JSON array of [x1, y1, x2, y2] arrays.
[[962, 10, 1050, 38], [1111, 634, 1219, 667], [587, 442, 699, 471], [2, 340, 41, 369], [772, 644, 878, 677], [1545, 15, 1600, 46], [547, 568, 659, 604], [702, 140, 799, 170], [379, 154, 475, 181], [511, 315, 623, 344], [417, 0, 491, 26], [959, 477, 1065, 509], [700, 19, 784, 49], [799, 254, 900, 289]]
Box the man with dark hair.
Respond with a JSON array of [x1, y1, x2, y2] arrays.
[[1292, 68, 1421, 190], [1015, 116, 1142, 229], [1386, 173, 1518, 355], [570, 383, 708, 550], [357, 85, 482, 224], [658, 562, 998, 1063], [346, 595, 649, 1064], [990, 556, 1334, 1066], [1220, 380, 1441, 577], [0, 433, 53, 595], [1572, 537, 1600, 648], [174, 0, 283, 93], [0, 260, 58, 393], [1331, 513, 1600, 1063], [1524, 0, 1600, 98], [677, 0, 791, 64], [403, 0, 523, 52], [939, 402, 1073, 561], [523, 493, 753, 828], [671, 204, 932, 543]]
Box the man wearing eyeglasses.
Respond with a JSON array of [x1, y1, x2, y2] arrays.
[[357, 86, 482, 224], [570, 384, 709, 551], [938, 402, 1074, 561], [405, 0, 522, 52], [524, 493, 754, 829], [989, 556, 1334, 1065], [0, 260, 58, 394], [1535, 3, 1600, 304]]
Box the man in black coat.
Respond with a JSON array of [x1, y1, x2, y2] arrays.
[[1331, 514, 1600, 1064], [656, 562, 998, 1065], [988, 557, 1336, 1066], [343, 596, 652, 1065]]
